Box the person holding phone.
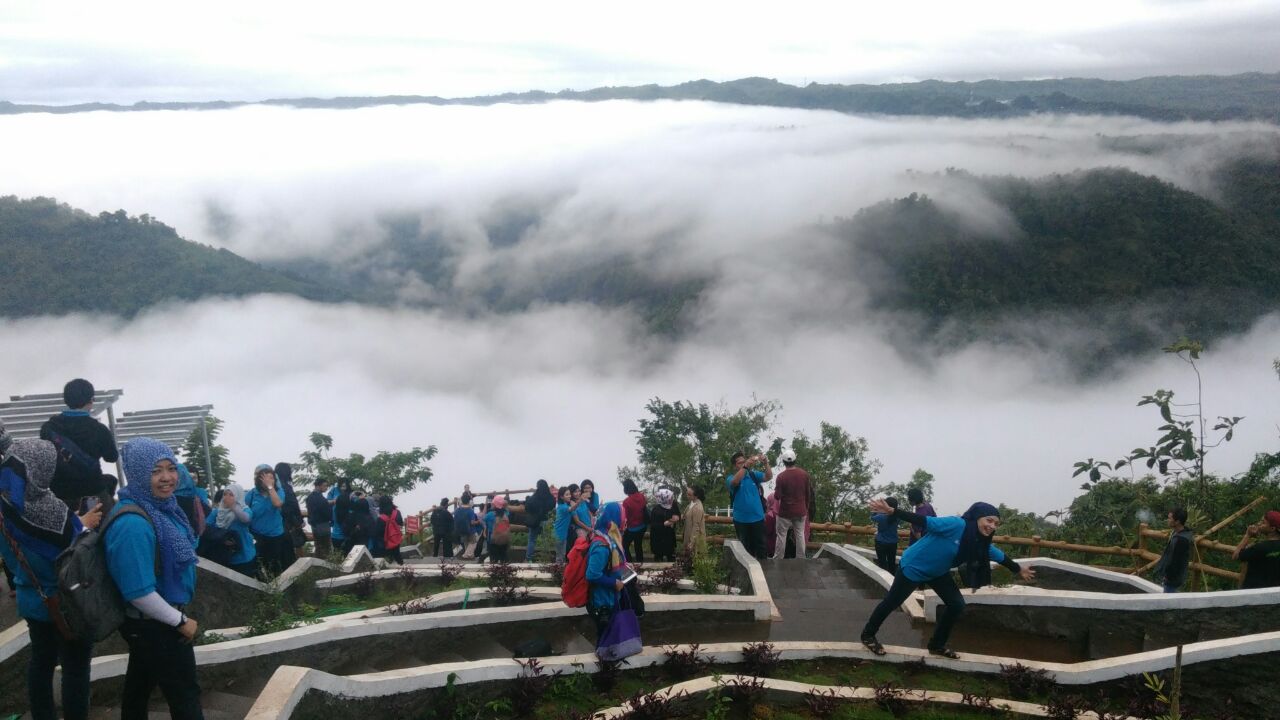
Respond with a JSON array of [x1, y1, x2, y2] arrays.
[[726, 452, 772, 559]]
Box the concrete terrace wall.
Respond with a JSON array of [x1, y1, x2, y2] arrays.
[[720, 539, 777, 620], [244, 631, 1280, 720]]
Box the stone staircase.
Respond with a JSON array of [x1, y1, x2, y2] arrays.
[[761, 555, 922, 647]]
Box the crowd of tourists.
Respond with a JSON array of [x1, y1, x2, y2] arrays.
[[3, 378, 1280, 718]]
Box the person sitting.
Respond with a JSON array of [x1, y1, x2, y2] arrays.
[[104, 438, 203, 720], [860, 499, 1035, 658], [0, 438, 103, 720], [1233, 510, 1280, 589]]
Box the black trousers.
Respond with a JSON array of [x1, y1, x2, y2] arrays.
[[622, 528, 646, 564], [27, 618, 92, 720], [862, 568, 965, 650], [874, 541, 899, 573], [733, 520, 766, 559], [432, 531, 454, 558], [488, 543, 509, 563], [119, 618, 203, 720], [253, 533, 291, 576]]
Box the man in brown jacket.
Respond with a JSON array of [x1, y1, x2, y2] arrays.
[[772, 449, 812, 559]]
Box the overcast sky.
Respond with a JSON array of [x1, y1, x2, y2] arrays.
[[2, 0, 1279, 104]]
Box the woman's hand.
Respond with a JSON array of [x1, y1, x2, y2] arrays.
[[178, 617, 199, 643], [868, 498, 893, 515], [1018, 567, 1037, 582], [614, 579, 624, 591], [78, 504, 104, 530]]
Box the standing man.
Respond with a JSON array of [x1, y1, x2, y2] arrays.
[[726, 451, 771, 560], [1154, 507, 1194, 593], [771, 449, 811, 560], [305, 479, 333, 558], [1233, 510, 1280, 589], [40, 378, 118, 505]]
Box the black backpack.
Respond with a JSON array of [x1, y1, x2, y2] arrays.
[[42, 429, 108, 504], [56, 504, 160, 642], [197, 524, 242, 566]]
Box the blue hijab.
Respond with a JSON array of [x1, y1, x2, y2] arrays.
[[593, 501, 626, 567], [119, 439, 198, 593], [175, 464, 197, 498], [956, 501, 1000, 590]]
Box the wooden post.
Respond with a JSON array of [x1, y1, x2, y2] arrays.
[[1030, 536, 1041, 557], [843, 523, 852, 545]]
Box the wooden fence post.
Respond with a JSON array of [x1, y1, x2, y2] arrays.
[[1030, 536, 1041, 557]]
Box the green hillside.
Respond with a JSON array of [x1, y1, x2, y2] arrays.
[[0, 196, 345, 317]]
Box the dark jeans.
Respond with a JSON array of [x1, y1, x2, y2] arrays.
[[119, 618, 203, 720], [525, 521, 543, 563], [432, 531, 454, 558], [254, 533, 291, 576], [874, 541, 898, 573], [733, 520, 766, 560], [862, 569, 965, 650], [384, 546, 404, 565], [311, 530, 332, 558], [622, 528, 646, 564], [27, 618, 92, 720]]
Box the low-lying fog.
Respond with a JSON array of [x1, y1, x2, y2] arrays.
[[2, 101, 1277, 515]]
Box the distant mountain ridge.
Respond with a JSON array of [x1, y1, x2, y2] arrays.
[[3, 72, 1279, 123]]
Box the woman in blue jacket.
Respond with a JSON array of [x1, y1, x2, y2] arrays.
[[210, 485, 257, 578], [585, 502, 628, 642], [0, 437, 103, 720], [860, 499, 1035, 658], [104, 438, 202, 720], [244, 464, 289, 576]]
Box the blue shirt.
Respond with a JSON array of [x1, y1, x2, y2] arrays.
[[0, 524, 61, 622], [871, 512, 900, 544], [572, 502, 592, 533], [212, 507, 256, 566], [585, 536, 623, 609], [327, 486, 344, 541], [726, 470, 765, 523], [105, 507, 197, 605], [554, 501, 572, 540], [244, 482, 285, 537], [898, 516, 1006, 583], [483, 510, 496, 539]]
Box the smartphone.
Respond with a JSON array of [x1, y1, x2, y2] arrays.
[[619, 567, 639, 585]]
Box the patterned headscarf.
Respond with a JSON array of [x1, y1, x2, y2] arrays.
[[0, 418, 12, 458], [1, 439, 81, 560], [593, 501, 627, 567], [656, 487, 675, 510], [119, 438, 198, 587]]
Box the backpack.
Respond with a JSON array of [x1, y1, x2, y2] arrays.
[[491, 514, 511, 545], [197, 524, 240, 566], [382, 510, 403, 549], [453, 507, 473, 536], [42, 429, 106, 504], [561, 532, 611, 608], [55, 504, 159, 642]]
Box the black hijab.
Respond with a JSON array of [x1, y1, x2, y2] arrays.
[[956, 501, 1000, 591]]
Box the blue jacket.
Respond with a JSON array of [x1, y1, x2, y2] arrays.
[[871, 512, 900, 544], [212, 506, 256, 566], [244, 482, 285, 537], [0, 524, 60, 622], [585, 535, 623, 610], [554, 502, 572, 540], [898, 515, 1006, 583]]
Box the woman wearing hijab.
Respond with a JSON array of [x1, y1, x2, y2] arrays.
[[104, 438, 203, 719], [520, 479, 556, 563], [648, 487, 680, 562], [620, 478, 648, 564], [683, 485, 706, 556], [0, 438, 103, 720], [859, 499, 1035, 658], [244, 464, 290, 576], [482, 496, 512, 563], [210, 485, 257, 578], [174, 464, 207, 538], [430, 498, 454, 558], [329, 478, 352, 552], [342, 491, 375, 553], [376, 495, 405, 565], [585, 502, 628, 642], [553, 485, 576, 562]]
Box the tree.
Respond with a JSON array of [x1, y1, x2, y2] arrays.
[[789, 421, 882, 522], [873, 468, 936, 509], [180, 415, 236, 490], [621, 397, 781, 507], [293, 432, 437, 498]]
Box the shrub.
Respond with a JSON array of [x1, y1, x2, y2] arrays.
[[592, 659, 627, 692], [538, 560, 566, 586], [394, 564, 418, 589], [622, 688, 689, 720], [662, 643, 709, 680], [1000, 662, 1056, 700], [438, 559, 464, 586], [873, 681, 911, 718], [692, 553, 724, 594], [352, 570, 377, 600], [675, 548, 696, 575], [740, 641, 780, 677], [1044, 692, 1086, 720], [510, 658, 559, 716], [486, 560, 530, 605], [804, 687, 842, 718], [643, 564, 684, 595], [725, 675, 766, 708]]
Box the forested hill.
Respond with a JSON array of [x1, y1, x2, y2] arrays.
[[3, 72, 1279, 123], [0, 197, 344, 317], [838, 153, 1280, 352]]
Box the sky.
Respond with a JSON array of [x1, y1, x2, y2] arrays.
[[1, 1, 1279, 104], [1, 102, 1278, 518]]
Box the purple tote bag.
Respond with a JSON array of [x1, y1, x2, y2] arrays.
[[595, 590, 642, 661]]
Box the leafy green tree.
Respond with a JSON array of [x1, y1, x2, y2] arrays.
[[620, 397, 781, 507], [789, 422, 882, 522], [180, 415, 236, 490], [293, 432, 437, 498]]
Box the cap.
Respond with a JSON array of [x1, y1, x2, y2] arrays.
[[780, 449, 796, 463]]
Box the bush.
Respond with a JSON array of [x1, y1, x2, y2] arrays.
[[439, 559, 464, 586], [662, 643, 708, 680], [1000, 662, 1056, 699], [740, 642, 780, 677], [692, 553, 724, 594], [510, 658, 559, 716]]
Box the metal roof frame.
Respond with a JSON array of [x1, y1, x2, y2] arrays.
[[113, 405, 216, 485]]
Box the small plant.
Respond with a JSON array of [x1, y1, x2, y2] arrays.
[[538, 559, 567, 586], [644, 564, 685, 595], [547, 672, 591, 702], [194, 631, 229, 646], [592, 658, 626, 692], [692, 553, 725, 594], [725, 675, 766, 708], [510, 657, 559, 716], [1045, 692, 1085, 720], [960, 687, 995, 710], [873, 681, 911, 718], [486, 560, 528, 604], [999, 662, 1055, 700], [390, 596, 431, 615], [740, 641, 780, 677], [394, 564, 418, 589], [675, 549, 696, 575], [703, 675, 731, 720], [804, 687, 842, 718], [438, 559, 464, 586], [352, 569, 377, 599], [663, 643, 709, 680], [622, 688, 689, 720]]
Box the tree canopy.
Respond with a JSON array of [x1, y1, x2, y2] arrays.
[[293, 432, 437, 498]]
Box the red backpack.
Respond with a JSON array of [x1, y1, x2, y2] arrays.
[[561, 533, 611, 607], [382, 509, 403, 549]]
